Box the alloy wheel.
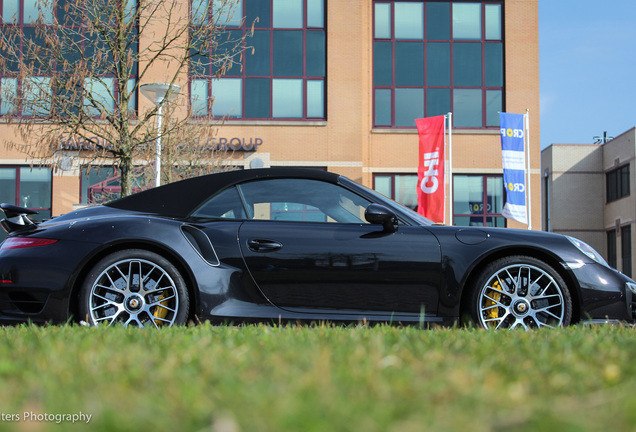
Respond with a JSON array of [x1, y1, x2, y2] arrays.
[[88, 258, 180, 328], [478, 263, 567, 329]]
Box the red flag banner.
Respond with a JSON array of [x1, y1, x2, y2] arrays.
[[416, 116, 446, 223]]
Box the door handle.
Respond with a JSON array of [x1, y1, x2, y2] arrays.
[[247, 239, 283, 252]]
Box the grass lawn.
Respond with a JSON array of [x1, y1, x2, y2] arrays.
[[0, 324, 635, 431]]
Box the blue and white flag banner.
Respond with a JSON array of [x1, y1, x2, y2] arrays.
[[500, 113, 528, 225]]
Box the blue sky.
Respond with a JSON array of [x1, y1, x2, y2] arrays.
[[539, 1, 636, 148]]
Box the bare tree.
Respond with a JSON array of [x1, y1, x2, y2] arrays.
[[0, 0, 248, 197]]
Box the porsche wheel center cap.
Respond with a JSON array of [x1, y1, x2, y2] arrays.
[[513, 299, 530, 316], [125, 295, 144, 312]]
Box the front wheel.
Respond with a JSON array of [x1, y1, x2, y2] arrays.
[[467, 256, 572, 330], [79, 249, 189, 327]]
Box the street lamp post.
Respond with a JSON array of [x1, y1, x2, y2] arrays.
[[140, 83, 181, 187]]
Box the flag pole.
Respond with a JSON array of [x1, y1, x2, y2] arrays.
[[525, 109, 531, 230], [447, 112, 453, 225]]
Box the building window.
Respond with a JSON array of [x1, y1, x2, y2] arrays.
[[373, 173, 418, 210], [0, 0, 138, 117], [606, 164, 630, 203], [1, 0, 54, 116], [80, 166, 116, 204], [81, 165, 155, 204], [0, 166, 52, 241], [190, 0, 326, 120], [453, 174, 504, 227], [607, 229, 617, 269], [622, 225, 632, 278], [373, 1, 503, 128]]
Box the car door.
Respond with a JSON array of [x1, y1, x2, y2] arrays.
[[235, 178, 442, 315]]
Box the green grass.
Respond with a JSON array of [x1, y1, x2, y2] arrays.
[[1, 324, 636, 431]]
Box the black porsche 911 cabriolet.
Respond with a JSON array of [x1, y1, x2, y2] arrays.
[[0, 168, 634, 329]]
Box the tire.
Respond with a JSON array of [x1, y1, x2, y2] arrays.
[[467, 256, 572, 330], [79, 249, 189, 327]]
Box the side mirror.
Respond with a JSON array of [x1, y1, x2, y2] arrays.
[[365, 204, 398, 233]]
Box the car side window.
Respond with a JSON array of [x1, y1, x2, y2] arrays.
[[191, 186, 247, 219], [191, 178, 372, 223], [238, 178, 371, 223]]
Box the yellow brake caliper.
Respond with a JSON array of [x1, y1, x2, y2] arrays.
[[152, 292, 169, 325], [485, 280, 502, 327]]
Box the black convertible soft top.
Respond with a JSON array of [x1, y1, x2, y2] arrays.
[[106, 167, 341, 219]]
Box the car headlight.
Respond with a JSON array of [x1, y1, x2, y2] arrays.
[[566, 236, 609, 267]]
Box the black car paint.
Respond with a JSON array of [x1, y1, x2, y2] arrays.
[[0, 167, 633, 326]]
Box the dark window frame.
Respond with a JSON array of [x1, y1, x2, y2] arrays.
[[452, 173, 505, 227], [189, 0, 327, 121], [606, 163, 630, 203], [622, 224, 632, 277], [0, 0, 139, 118], [372, 1, 504, 129], [607, 229, 617, 269], [372, 172, 418, 210]]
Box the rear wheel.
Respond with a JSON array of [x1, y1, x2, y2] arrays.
[[468, 256, 572, 330], [79, 249, 189, 327]]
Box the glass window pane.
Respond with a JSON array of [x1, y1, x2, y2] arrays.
[[239, 178, 370, 223], [273, 0, 302, 28], [453, 89, 482, 127], [24, 0, 53, 24], [273, 30, 303, 76], [127, 79, 136, 114], [191, 0, 207, 25], [486, 176, 503, 214], [2, 0, 18, 23], [485, 43, 503, 87], [426, 2, 449, 40], [395, 88, 424, 127], [454, 42, 482, 87], [192, 186, 247, 219], [375, 89, 391, 126], [306, 30, 325, 77], [0, 168, 16, 204], [84, 77, 114, 117], [246, 0, 270, 28], [191, 79, 209, 116], [426, 88, 450, 117], [395, 175, 418, 209], [81, 166, 114, 204], [20, 167, 51, 208], [485, 217, 505, 227], [272, 78, 302, 117], [212, 78, 242, 117], [454, 216, 473, 227], [307, 80, 324, 118], [453, 175, 483, 215], [395, 42, 424, 86], [246, 30, 271, 76], [374, 3, 391, 39], [485, 5, 502, 40], [245, 78, 270, 118], [307, 0, 323, 27], [374, 176, 391, 197], [453, 3, 481, 40], [1, 78, 18, 115], [426, 42, 450, 86], [24, 77, 52, 116], [125, 0, 136, 23], [395, 2, 423, 39], [213, 0, 243, 27], [214, 29, 243, 76], [373, 41, 393, 86], [486, 90, 501, 127]]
